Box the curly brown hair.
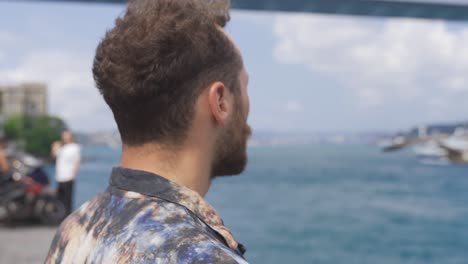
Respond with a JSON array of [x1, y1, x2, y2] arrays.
[[93, 0, 242, 146]]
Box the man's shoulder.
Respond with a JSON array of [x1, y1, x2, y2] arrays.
[[162, 239, 248, 264], [46, 191, 247, 263]]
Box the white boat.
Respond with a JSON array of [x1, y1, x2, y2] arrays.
[[412, 141, 447, 158], [438, 127, 468, 164]]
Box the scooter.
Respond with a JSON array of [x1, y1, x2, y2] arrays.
[[0, 155, 66, 226]]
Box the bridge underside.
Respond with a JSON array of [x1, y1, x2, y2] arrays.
[[22, 0, 468, 21]]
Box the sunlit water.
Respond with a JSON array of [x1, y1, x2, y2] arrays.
[[46, 144, 468, 264]]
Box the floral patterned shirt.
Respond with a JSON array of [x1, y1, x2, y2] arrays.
[[45, 167, 248, 264]]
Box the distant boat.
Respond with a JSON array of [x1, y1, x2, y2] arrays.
[[378, 136, 410, 152], [441, 128, 468, 151], [380, 126, 468, 165], [412, 141, 447, 158], [438, 128, 468, 164]]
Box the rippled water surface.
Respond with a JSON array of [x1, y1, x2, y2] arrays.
[[50, 144, 468, 264]]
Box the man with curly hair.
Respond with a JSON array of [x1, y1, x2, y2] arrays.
[[45, 0, 251, 263]]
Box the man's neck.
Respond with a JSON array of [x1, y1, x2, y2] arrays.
[[120, 143, 213, 197]]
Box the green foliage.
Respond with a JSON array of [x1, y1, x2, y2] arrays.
[[3, 115, 67, 157]]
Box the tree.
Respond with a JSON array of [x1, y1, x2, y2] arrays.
[[3, 115, 67, 157]]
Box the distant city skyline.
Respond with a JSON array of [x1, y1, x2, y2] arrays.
[[1, 1, 467, 133]]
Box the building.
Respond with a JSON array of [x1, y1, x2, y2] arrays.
[[0, 83, 48, 119]]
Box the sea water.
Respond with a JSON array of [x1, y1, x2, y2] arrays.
[[48, 144, 468, 264]]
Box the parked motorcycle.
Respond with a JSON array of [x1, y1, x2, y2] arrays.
[[0, 154, 66, 226]]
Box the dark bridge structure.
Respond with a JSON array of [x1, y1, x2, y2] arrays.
[[19, 0, 468, 21]]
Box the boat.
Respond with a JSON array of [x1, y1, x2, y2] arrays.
[[380, 126, 468, 164]]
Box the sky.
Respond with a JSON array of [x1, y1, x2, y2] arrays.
[[1, 1, 468, 133]]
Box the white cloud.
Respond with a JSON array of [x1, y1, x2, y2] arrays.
[[0, 50, 114, 132], [285, 100, 304, 112], [273, 15, 468, 108]]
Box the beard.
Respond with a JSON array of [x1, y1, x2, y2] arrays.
[[211, 101, 252, 178]]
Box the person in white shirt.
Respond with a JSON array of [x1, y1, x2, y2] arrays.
[[51, 130, 81, 215]]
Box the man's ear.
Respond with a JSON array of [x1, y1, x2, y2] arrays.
[[208, 82, 231, 126]]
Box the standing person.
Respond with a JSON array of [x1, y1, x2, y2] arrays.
[[51, 131, 81, 216], [46, 0, 252, 263], [0, 138, 10, 181]]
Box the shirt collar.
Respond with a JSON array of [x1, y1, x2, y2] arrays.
[[109, 166, 245, 254]]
